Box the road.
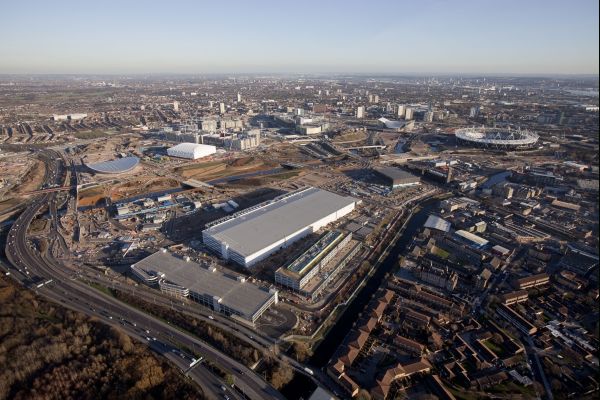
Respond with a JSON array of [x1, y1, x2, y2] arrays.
[[4, 150, 286, 400]]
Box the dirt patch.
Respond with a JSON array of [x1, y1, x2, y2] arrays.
[[109, 177, 180, 200], [0, 198, 23, 216], [12, 160, 46, 195], [333, 130, 367, 143], [78, 186, 107, 207], [175, 157, 279, 182]]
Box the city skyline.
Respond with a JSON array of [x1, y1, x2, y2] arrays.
[[1, 0, 598, 75]]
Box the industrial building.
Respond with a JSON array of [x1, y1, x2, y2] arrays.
[[167, 143, 216, 159], [275, 231, 351, 291], [374, 167, 420, 189], [455, 230, 489, 248], [131, 249, 278, 324], [203, 187, 359, 268]]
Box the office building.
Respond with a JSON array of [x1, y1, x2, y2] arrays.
[[405, 108, 414, 120], [356, 106, 365, 119], [219, 102, 226, 114], [397, 105, 406, 118], [275, 231, 351, 291]]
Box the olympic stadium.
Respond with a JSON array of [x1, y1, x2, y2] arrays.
[[86, 156, 140, 174], [455, 128, 539, 150]]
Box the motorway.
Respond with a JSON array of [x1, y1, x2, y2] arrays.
[[3, 150, 287, 400]]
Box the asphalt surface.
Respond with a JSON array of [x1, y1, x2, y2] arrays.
[[3, 150, 286, 400]]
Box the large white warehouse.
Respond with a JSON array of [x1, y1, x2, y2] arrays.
[[203, 187, 359, 268], [167, 142, 216, 159]]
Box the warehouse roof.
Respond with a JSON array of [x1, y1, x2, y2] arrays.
[[203, 187, 357, 258], [86, 156, 139, 174], [424, 215, 451, 232], [455, 230, 489, 247], [133, 250, 275, 318], [374, 167, 419, 183]]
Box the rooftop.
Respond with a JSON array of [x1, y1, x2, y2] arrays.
[[133, 250, 275, 318], [284, 231, 344, 276], [203, 187, 357, 258], [374, 167, 419, 183], [86, 156, 139, 174]]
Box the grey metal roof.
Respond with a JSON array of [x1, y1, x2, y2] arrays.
[[134, 251, 275, 318], [424, 215, 451, 232], [374, 167, 419, 183], [204, 188, 357, 258], [86, 156, 140, 174]]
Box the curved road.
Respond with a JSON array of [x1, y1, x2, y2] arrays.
[[4, 150, 285, 400]]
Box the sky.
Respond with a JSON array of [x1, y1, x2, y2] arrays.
[[1, 0, 598, 75]]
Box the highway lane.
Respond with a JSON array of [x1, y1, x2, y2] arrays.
[[4, 150, 287, 400], [8, 206, 279, 400]]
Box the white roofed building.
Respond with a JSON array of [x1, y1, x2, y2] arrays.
[[167, 143, 216, 159], [203, 187, 359, 268]]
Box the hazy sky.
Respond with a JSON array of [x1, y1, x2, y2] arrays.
[[1, 0, 598, 75]]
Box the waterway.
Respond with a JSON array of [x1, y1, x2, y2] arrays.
[[310, 199, 440, 368], [481, 170, 512, 189]]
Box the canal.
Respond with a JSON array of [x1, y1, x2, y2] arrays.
[[310, 199, 440, 368]]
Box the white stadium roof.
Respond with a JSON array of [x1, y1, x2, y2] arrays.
[[167, 143, 216, 159]]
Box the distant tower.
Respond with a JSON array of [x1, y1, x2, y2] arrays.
[[356, 106, 365, 119], [173, 101, 179, 112], [405, 107, 414, 121], [219, 102, 226, 114], [446, 166, 453, 184], [397, 104, 406, 118], [237, 92, 242, 102]]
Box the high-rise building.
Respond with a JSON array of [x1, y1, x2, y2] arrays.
[[405, 107, 414, 120], [469, 106, 480, 118], [373, 94, 379, 103], [397, 104, 406, 118], [219, 102, 226, 114], [424, 111, 434, 123], [173, 101, 179, 111], [237, 92, 242, 102], [368, 94, 374, 103], [356, 106, 365, 119]]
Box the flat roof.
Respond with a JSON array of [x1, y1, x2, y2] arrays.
[[86, 156, 139, 174], [424, 215, 451, 232], [455, 230, 489, 247], [374, 167, 419, 182], [133, 250, 275, 318], [203, 187, 357, 258], [285, 231, 343, 276]]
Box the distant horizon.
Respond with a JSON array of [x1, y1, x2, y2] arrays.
[[0, 71, 598, 79], [2, 0, 597, 76]]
